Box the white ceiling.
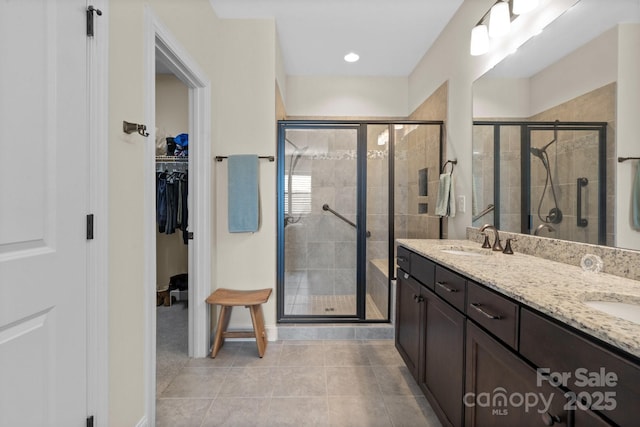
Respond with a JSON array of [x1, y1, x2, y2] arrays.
[[208, 0, 464, 77]]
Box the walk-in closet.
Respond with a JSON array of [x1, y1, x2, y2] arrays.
[[155, 72, 191, 395]]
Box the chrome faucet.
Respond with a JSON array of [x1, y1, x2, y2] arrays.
[[534, 223, 556, 236], [480, 224, 504, 252]]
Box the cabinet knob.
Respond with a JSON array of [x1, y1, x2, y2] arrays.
[[404, 273, 410, 279], [541, 412, 561, 426], [412, 294, 424, 303]]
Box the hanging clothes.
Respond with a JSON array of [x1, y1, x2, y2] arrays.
[[180, 174, 189, 244], [156, 167, 189, 244], [157, 172, 168, 233]]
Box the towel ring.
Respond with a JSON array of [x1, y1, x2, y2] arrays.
[[441, 159, 457, 174]]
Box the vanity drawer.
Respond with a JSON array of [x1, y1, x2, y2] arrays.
[[520, 309, 640, 427], [411, 253, 435, 289], [434, 265, 466, 312], [397, 246, 411, 274], [467, 281, 519, 349]]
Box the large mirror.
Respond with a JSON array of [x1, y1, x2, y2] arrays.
[[472, 0, 640, 249]]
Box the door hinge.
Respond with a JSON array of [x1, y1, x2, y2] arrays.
[[187, 231, 194, 240], [87, 214, 94, 240], [86, 415, 94, 427], [86, 5, 102, 37]]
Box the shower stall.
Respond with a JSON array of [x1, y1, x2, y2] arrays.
[[277, 121, 443, 322], [472, 121, 607, 245]]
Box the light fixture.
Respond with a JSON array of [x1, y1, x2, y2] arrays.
[[489, 0, 511, 38], [344, 52, 360, 63], [512, 0, 538, 15], [470, 24, 490, 56]]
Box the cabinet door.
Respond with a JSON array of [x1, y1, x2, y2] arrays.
[[520, 308, 640, 427], [574, 407, 614, 427], [395, 270, 423, 378], [465, 322, 569, 427], [421, 289, 465, 427]]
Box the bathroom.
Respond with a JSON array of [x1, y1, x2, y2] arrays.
[[4, 0, 640, 426]]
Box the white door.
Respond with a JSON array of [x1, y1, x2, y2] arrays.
[[0, 1, 89, 426]]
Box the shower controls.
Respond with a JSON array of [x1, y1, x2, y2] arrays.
[[547, 207, 563, 224]]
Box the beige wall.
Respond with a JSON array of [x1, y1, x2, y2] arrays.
[[109, 1, 276, 425], [285, 76, 408, 117], [213, 18, 277, 332], [616, 23, 640, 250]]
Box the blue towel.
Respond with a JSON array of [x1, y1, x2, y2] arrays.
[[633, 163, 640, 230], [228, 155, 259, 233]]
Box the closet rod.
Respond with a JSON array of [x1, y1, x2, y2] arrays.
[[156, 155, 188, 162], [215, 156, 275, 162]]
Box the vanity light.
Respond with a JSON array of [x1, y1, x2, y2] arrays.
[[489, 0, 511, 38], [470, 24, 490, 56], [344, 52, 360, 63], [513, 0, 539, 15]]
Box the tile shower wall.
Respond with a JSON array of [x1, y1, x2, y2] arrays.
[[389, 80, 448, 254], [366, 125, 390, 319], [394, 125, 442, 241]]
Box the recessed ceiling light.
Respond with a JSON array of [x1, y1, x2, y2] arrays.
[[344, 52, 360, 63]]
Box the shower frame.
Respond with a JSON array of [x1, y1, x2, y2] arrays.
[[473, 120, 607, 244], [277, 120, 444, 323]]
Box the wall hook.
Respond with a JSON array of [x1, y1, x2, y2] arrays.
[[123, 121, 149, 137]]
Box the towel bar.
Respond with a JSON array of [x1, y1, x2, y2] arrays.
[[215, 156, 274, 162]]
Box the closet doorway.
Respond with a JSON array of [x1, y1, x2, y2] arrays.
[[155, 72, 190, 394], [144, 14, 212, 426]]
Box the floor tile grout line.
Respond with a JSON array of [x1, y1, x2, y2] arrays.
[[198, 399, 216, 427], [370, 359, 397, 426]]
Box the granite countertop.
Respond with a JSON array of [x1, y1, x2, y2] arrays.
[[397, 239, 640, 359]]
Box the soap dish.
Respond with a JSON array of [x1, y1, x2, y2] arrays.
[[580, 254, 603, 273]]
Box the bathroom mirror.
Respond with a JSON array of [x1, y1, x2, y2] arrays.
[[472, 0, 640, 249]]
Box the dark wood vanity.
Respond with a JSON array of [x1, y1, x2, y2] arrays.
[[395, 245, 640, 427]]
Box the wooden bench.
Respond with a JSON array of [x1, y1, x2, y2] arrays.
[[205, 288, 272, 358]]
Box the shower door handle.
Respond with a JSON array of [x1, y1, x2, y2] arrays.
[[577, 177, 588, 228]]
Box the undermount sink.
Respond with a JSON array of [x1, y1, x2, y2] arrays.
[[583, 296, 640, 325], [438, 246, 493, 257]]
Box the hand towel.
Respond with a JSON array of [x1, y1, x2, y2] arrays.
[[449, 172, 456, 218], [435, 173, 456, 216], [228, 155, 260, 233], [633, 163, 640, 230]]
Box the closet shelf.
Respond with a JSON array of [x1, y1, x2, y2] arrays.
[[156, 155, 188, 163]]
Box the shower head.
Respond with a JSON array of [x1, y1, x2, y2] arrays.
[[530, 147, 545, 160], [531, 137, 557, 158]]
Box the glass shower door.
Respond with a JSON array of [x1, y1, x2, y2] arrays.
[[281, 126, 360, 317]]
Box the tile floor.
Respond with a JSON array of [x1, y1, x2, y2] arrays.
[[156, 305, 442, 427]]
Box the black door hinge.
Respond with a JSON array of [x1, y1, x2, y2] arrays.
[[187, 231, 194, 240], [87, 5, 102, 37], [87, 214, 94, 240], [86, 415, 94, 427]]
